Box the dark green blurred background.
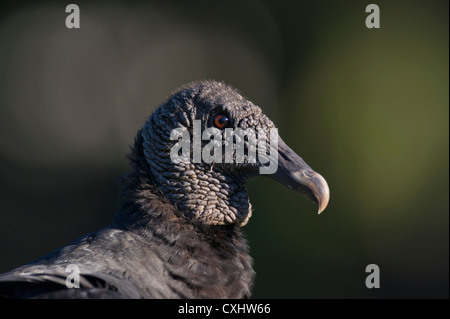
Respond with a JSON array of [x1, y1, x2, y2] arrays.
[[0, 1, 448, 298]]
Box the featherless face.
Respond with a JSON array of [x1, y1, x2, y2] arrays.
[[141, 81, 329, 226]]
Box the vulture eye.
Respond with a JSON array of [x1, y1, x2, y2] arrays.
[[213, 113, 229, 129]]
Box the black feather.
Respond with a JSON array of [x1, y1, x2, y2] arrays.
[[0, 119, 254, 299]]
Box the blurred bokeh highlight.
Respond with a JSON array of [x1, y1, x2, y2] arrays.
[[0, 0, 448, 298]]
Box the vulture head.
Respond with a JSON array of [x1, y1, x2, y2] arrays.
[[140, 81, 329, 227]]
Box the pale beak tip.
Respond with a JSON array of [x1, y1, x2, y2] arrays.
[[315, 173, 330, 215]]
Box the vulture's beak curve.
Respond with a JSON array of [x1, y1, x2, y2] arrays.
[[267, 138, 330, 214]]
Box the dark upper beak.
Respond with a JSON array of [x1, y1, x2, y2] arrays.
[[266, 137, 330, 214]]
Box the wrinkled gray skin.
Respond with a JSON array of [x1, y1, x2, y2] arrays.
[[0, 81, 327, 299], [142, 82, 275, 226]]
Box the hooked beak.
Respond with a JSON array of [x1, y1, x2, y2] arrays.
[[267, 138, 330, 214]]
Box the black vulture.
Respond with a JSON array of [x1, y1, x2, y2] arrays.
[[0, 81, 329, 299]]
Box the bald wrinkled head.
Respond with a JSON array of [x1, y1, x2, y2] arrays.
[[140, 81, 329, 226]]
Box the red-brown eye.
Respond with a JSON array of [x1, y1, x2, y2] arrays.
[[213, 113, 229, 129]]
